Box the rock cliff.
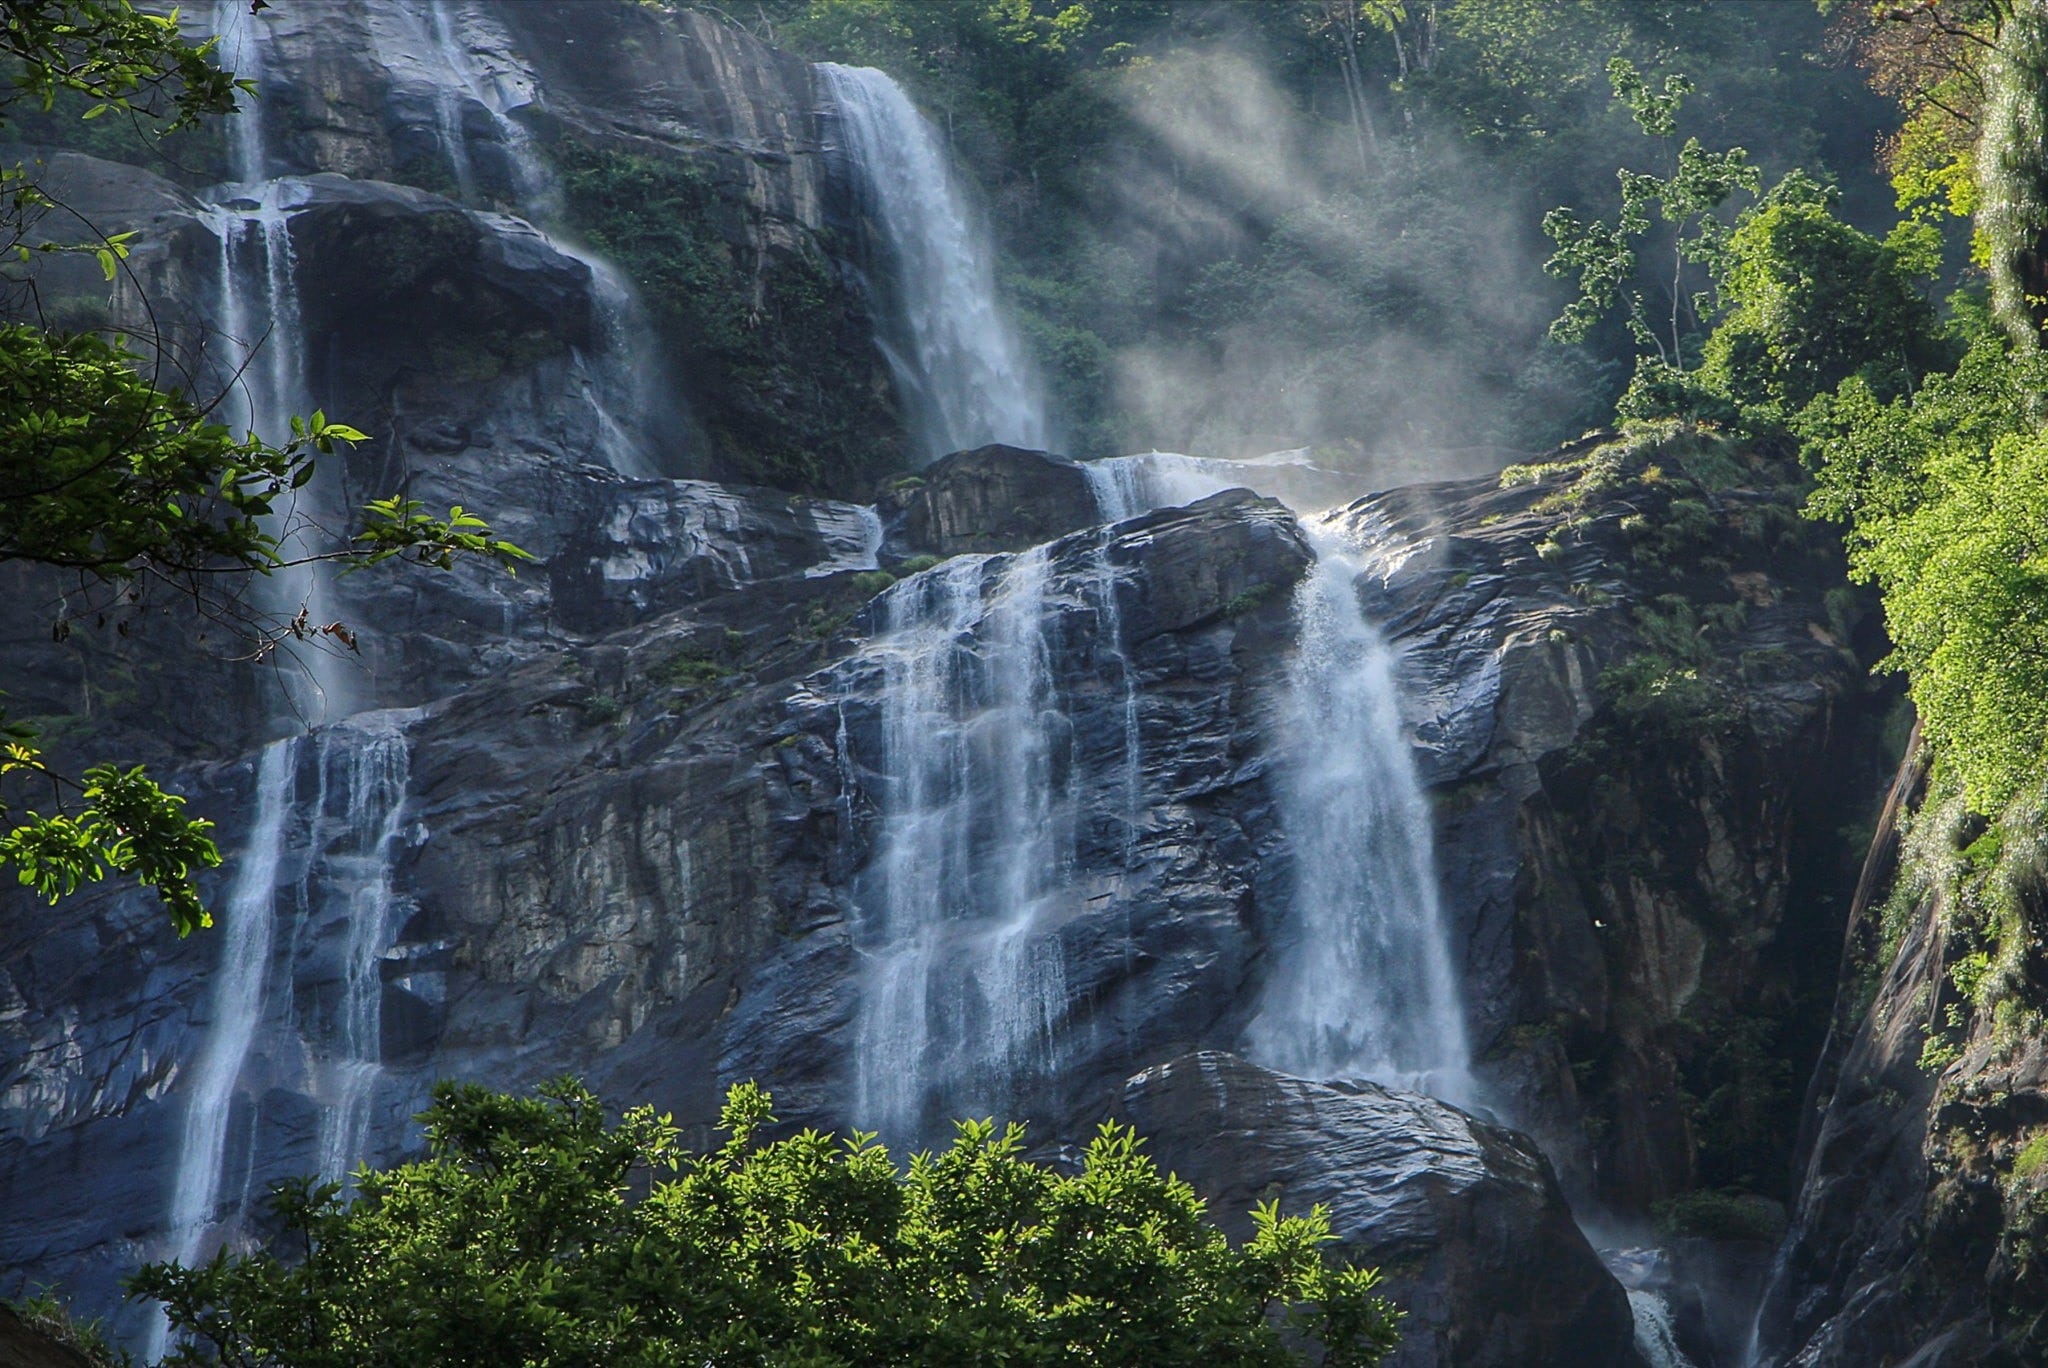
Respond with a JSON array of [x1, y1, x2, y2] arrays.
[[0, 5, 1924, 1365]]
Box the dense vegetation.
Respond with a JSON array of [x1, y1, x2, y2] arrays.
[[131, 1080, 1398, 1367]]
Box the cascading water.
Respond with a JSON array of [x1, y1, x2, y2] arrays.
[[147, 740, 295, 1362], [147, 720, 417, 1355], [198, 2, 364, 723], [1082, 453, 1239, 522], [309, 712, 416, 1184], [399, 0, 666, 477], [1084, 448, 1354, 522], [160, 13, 425, 1297], [850, 552, 1067, 1136], [1246, 519, 1472, 1101], [1084, 453, 1472, 1102], [1628, 1289, 1699, 1368], [844, 544, 1160, 1139], [817, 63, 1048, 460]]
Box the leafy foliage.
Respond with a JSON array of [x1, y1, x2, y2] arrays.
[[1542, 57, 1761, 369], [0, 0, 243, 131], [1802, 336, 2048, 811], [1699, 178, 1949, 414], [0, 326, 340, 580], [133, 1079, 1401, 1368]]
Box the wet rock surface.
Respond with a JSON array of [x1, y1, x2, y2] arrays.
[[879, 444, 1101, 556], [1753, 745, 2048, 1367], [1344, 459, 1898, 1214], [1114, 1052, 1645, 1368], [0, 7, 1928, 1362]]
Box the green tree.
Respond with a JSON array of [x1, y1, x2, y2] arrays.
[[1698, 176, 1948, 415], [1542, 56, 1761, 371], [133, 1079, 1401, 1368], [1803, 336, 2048, 811], [0, 1, 525, 933]]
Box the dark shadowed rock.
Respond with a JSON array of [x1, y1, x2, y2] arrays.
[[1114, 1053, 1645, 1368], [881, 445, 1099, 555], [0, 1305, 98, 1368]]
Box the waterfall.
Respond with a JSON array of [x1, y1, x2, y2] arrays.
[[1629, 1289, 1700, 1368], [817, 63, 1048, 461], [1082, 453, 1238, 522], [848, 548, 1147, 1138], [1245, 519, 1472, 1101], [200, 0, 358, 723], [310, 713, 415, 1185], [1084, 449, 1354, 521], [147, 740, 295, 1362], [1083, 452, 1471, 1098]]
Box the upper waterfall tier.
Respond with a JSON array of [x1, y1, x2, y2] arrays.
[[817, 63, 1049, 461]]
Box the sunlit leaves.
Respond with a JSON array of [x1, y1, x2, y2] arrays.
[[1803, 337, 2048, 811], [355, 497, 532, 575], [132, 1080, 1402, 1367], [0, 744, 221, 935]]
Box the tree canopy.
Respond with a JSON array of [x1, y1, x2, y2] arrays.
[[133, 1080, 1401, 1368]]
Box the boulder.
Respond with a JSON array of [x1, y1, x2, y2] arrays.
[[881, 445, 1101, 555], [1113, 1052, 1645, 1368]]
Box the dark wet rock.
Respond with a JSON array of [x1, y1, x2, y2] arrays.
[[0, 1304, 99, 1368], [880, 444, 1101, 556], [1114, 1053, 1644, 1368], [1342, 455, 1899, 1215], [1753, 745, 2048, 1367]]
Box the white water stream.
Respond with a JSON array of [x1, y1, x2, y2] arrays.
[[402, 0, 664, 478], [817, 63, 1048, 460], [1629, 1288, 1699, 1368], [1245, 519, 1472, 1101], [147, 740, 294, 1362], [844, 537, 1160, 1138], [850, 552, 1072, 1136], [310, 714, 416, 1185], [151, 11, 426, 1345], [1087, 454, 1474, 1101]]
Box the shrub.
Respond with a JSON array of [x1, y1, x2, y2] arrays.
[[132, 1081, 1402, 1368]]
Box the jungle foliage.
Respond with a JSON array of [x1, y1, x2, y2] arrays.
[[133, 1079, 1400, 1368]]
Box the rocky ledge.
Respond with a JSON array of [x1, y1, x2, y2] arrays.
[[1116, 1052, 1643, 1368]]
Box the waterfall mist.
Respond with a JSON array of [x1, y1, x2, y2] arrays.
[[818, 63, 1049, 461]]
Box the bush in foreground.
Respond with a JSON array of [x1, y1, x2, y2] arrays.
[[133, 1080, 1399, 1367]]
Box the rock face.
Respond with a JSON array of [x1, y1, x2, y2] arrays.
[[1115, 1053, 1644, 1368], [880, 444, 1101, 555], [1753, 742, 2048, 1367], [1345, 447, 1898, 1219], [0, 7, 1922, 1363], [0, 1305, 98, 1368]]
